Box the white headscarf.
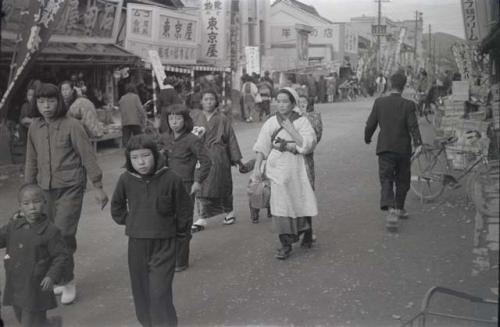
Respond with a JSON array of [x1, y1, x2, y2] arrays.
[[277, 87, 299, 105]]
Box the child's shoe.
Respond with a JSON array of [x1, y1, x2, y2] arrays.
[[53, 285, 64, 295], [175, 265, 188, 273], [61, 280, 76, 305], [385, 209, 399, 232], [398, 209, 409, 219]]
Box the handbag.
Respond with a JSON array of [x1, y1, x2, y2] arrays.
[[247, 177, 270, 209]]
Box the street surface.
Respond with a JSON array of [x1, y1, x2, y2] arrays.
[[0, 98, 497, 326]]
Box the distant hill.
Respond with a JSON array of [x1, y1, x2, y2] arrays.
[[423, 32, 465, 72]]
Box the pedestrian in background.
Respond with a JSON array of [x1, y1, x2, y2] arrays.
[[0, 184, 68, 327], [364, 72, 423, 231], [190, 90, 248, 232], [252, 87, 318, 260], [18, 85, 36, 145], [257, 81, 273, 121], [25, 83, 108, 305], [375, 73, 386, 96], [296, 90, 323, 247], [119, 83, 146, 146], [158, 104, 212, 272], [111, 134, 192, 327], [241, 79, 259, 122], [317, 75, 327, 103], [61, 81, 104, 139]]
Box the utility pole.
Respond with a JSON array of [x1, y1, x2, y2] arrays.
[[413, 11, 421, 73], [428, 24, 431, 73], [376, 0, 382, 74]]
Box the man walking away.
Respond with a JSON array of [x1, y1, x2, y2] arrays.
[[364, 72, 422, 232]]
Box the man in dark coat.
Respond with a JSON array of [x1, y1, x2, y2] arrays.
[[364, 72, 422, 231]]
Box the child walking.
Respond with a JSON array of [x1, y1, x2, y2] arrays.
[[190, 90, 248, 232], [0, 184, 68, 327], [111, 134, 192, 327], [158, 104, 211, 272], [24, 83, 108, 304]]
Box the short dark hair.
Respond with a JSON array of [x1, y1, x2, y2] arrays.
[[125, 83, 137, 94], [31, 83, 67, 119], [201, 89, 220, 108], [390, 73, 407, 92], [18, 183, 44, 202], [125, 134, 160, 174], [165, 104, 194, 134]]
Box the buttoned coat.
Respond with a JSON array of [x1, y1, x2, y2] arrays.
[[0, 214, 68, 311]]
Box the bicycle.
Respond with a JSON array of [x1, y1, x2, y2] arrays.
[[413, 92, 436, 125], [410, 132, 499, 216]]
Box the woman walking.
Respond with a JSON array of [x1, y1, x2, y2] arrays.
[[119, 83, 146, 146], [251, 87, 318, 259], [190, 90, 247, 232]]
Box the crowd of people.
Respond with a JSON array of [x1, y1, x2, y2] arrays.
[[0, 69, 327, 326], [0, 68, 429, 327]]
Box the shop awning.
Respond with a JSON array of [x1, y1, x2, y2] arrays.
[[480, 22, 500, 53], [1, 39, 141, 66]]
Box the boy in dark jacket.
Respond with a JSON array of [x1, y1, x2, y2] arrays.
[[365, 72, 422, 232], [0, 184, 68, 327], [111, 134, 192, 327]]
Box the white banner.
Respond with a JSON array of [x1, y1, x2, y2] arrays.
[[245, 46, 260, 75], [200, 0, 227, 60], [148, 50, 167, 90]]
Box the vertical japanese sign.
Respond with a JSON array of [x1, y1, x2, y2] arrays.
[[200, 0, 227, 61], [0, 0, 68, 115], [460, 0, 481, 44], [148, 50, 167, 90], [296, 30, 309, 62], [245, 46, 260, 75]]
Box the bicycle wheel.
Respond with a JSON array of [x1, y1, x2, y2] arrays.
[[470, 160, 500, 216], [410, 145, 447, 201]]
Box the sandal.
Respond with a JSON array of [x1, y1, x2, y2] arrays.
[[223, 216, 236, 225], [191, 224, 205, 233]]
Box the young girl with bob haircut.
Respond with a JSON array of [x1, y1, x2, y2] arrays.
[[111, 134, 192, 327], [24, 83, 108, 304], [190, 90, 248, 232], [158, 104, 211, 272]]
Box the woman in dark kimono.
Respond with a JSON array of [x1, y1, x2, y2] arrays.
[[191, 90, 247, 232]]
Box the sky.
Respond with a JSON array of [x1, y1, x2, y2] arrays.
[[298, 0, 465, 39]]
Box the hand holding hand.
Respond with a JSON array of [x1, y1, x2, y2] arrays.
[[95, 188, 109, 210], [190, 182, 201, 195], [40, 277, 53, 291], [251, 170, 262, 183]]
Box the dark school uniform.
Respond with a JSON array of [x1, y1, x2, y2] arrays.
[[0, 214, 68, 326], [158, 131, 211, 267], [365, 92, 423, 210], [111, 163, 192, 327], [191, 109, 243, 218], [25, 116, 103, 283]]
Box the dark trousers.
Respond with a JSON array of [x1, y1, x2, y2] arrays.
[[128, 238, 177, 327], [258, 100, 270, 121], [44, 184, 84, 284], [378, 152, 411, 211], [13, 307, 48, 327], [122, 125, 143, 147], [176, 182, 194, 269]]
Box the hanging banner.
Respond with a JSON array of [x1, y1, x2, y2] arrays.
[[126, 3, 198, 65], [460, 0, 481, 44], [200, 0, 227, 61], [245, 46, 260, 75], [0, 0, 68, 116], [148, 50, 168, 90], [2, 0, 123, 44]]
